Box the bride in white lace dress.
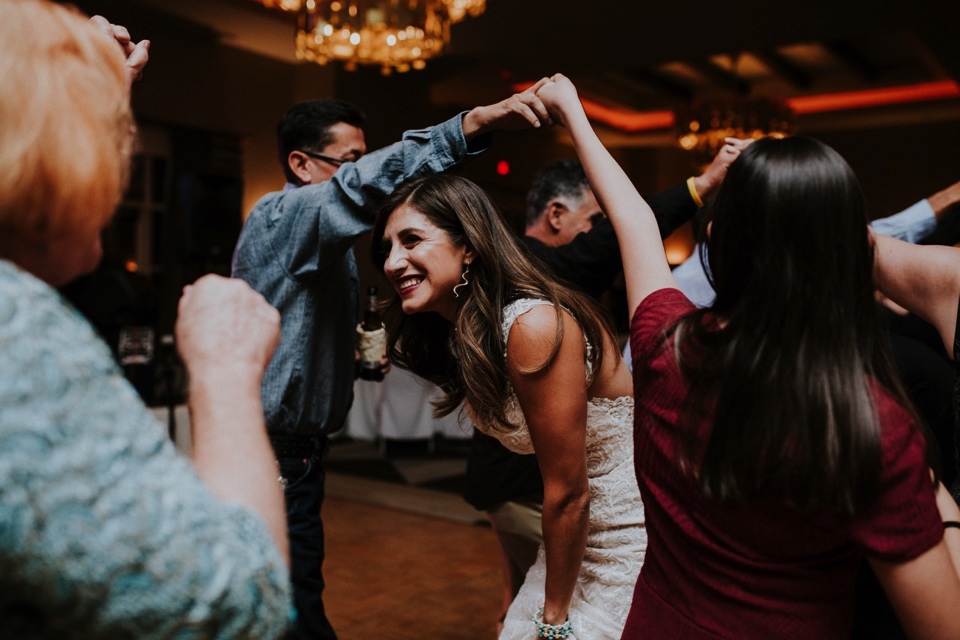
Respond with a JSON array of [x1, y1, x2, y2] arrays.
[[371, 172, 646, 639]]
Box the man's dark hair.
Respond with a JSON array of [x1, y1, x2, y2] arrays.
[[524, 160, 591, 228], [276, 99, 366, 183]]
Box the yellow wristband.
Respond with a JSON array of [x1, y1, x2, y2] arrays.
[[686, 176, 704, 208]]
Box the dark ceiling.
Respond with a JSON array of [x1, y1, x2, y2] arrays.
[[72, 0, 960, 147], [231, 0, 960, 140], [437, 0, 960, 135]]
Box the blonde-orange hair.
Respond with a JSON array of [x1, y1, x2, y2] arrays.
[[0, 0, 132, 241]]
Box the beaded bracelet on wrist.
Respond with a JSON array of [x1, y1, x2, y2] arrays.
[[532, 606, 574, 639]]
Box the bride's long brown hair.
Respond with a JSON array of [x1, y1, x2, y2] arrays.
[[371, 174, 617, 432]]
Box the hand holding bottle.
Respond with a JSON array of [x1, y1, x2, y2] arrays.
[[357, 285, 387, 381]]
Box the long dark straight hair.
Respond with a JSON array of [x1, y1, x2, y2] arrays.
[[370, 174, 615, 432], [676, 136, 932, 515]]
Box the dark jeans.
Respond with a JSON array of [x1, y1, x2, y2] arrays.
[[277, 438, 337, 640]]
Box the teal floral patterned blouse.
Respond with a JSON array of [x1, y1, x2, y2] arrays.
[[0, 259, 292, 638]]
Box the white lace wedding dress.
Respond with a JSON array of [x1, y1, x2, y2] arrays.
[[471, 299, 646, 640]]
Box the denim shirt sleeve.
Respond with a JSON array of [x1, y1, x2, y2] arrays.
[[869, 199, 935, 243], [258, 112, 480, 281]]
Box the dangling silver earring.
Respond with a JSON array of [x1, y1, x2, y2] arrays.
[[453, 264, 471, 298]]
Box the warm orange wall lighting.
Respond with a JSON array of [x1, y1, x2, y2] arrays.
[[515, 80, 960, 132], [785, 80, 960, 114], [663, 223, 695, 265], [580, 103, 675, 132], [513, 81, 675, 132]]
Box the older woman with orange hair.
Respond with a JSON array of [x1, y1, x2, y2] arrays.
[[0, 1, 293, 637]]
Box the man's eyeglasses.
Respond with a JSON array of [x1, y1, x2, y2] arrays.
[[299, 149, 354, 167]]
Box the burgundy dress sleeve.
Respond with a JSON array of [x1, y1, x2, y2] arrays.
[[629, 287, 693, 374], [847, 391, 943, 562]]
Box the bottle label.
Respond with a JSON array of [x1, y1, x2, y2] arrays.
[[356, 323, 386, 365]]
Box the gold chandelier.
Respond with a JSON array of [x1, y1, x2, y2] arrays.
[[256, 0, 303, 10], [253, 0, 484, 74], [442, 0, 485, 22], [675, 98, 795, 156]]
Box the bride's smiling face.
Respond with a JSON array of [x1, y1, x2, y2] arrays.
[[380, 204, 473, 321]]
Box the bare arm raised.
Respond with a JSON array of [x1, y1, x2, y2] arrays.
[[872, 231, 960, 356], [693, 137, 752, 201], [871, 480, 960, 640], [927, 179, 960, 224], [871, 220, 960, 639], [872, 179, 960, 354], [507, 305, 590, 627], [462, 77, 553, 140], [176, 275, 289, 566], [535, 74, 675, 319]]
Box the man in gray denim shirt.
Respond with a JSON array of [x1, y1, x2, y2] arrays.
[[231, 83, 554, 639]]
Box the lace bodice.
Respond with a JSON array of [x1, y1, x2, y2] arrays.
[[471, 299, 632, 466], [474, 298, 646, 639]]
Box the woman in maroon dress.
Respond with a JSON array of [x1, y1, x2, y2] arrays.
[[536, 74, 960, 640]]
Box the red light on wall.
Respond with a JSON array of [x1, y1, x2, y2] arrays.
[[512, 79, 960, 134], [581, 102, 675, 133], [496, 159, 511, 176], [785, 80, 960, 114], [512, 81, 674, 132]]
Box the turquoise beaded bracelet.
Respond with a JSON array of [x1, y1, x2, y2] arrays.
[[532, 606, 574, 639]]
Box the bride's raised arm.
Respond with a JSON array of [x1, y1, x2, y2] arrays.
[[535, 74, 675, 318]]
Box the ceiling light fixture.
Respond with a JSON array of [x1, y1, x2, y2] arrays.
[[675, 98, 795, 156], [254, 0, 303, 10], [253, 0, 484, 74], [443, 0, 486, 22]]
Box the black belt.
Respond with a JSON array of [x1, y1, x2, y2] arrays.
[[268, 434, 328, 459]]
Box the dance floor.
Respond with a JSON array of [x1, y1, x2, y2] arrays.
[[325, 436, 472, 495], [323, 486, 502, 638]]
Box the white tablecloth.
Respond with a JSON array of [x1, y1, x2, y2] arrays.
[[152, 368, 470, 448], [344, 367, 471, 440]]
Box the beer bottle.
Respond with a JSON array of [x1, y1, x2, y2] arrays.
[[357, 285, 385, 381]]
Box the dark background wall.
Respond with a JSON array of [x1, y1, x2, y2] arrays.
[[61, 0, 960, 404]]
